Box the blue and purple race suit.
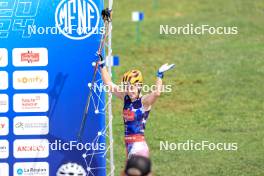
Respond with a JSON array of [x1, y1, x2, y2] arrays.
[[123, 95, 150, 158]]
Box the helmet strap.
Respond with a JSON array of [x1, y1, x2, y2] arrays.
[[137, 88, 142, 99]]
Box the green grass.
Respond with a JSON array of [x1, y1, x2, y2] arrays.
[[107, 0, 264, 175]]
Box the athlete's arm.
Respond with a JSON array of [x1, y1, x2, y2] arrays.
[[98, 54, 125, 100], [142, 63, 175, 109], [142, 78, 162, 109]]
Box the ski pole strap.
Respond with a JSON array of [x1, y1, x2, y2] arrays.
[[98, 53, 106, 68]]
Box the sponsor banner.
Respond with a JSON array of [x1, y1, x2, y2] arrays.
[[14, 116, 49, 135], [13, 71, 49, 90], [0, 48, 8, 67], [0, 0, 105, 174], [12, 48, 48, 67], [14, 162, 49, 176], [13, 139, 49, 159], [0, 117, 9, 136], [13, 93, 49, 112], [0, 71, 8, 90], [0, 163, 9, 175], [0, 140, 9, 159], [0, 94, 9, 113]]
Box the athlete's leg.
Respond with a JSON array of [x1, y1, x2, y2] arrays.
[[127, 141, 149, 158]]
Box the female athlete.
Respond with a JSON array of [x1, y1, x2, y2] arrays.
[[98, 54, 174, 158]]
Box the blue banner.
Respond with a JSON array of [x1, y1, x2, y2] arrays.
[[0, 0, 106, 175]]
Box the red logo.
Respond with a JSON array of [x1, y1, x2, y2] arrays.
[[123, 109, 135, 121], [0, 123, 5, 129], [21, 51, 40, 63], [17, 145, 45, 152]]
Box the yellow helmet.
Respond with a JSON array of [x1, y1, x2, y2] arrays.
[[122, 70, 143, 86]]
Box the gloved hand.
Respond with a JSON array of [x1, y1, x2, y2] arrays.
[[101, 8, 112, 22], [157, 63, 175, 79], [98, 53, 106, 68]]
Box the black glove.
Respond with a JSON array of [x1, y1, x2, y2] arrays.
[[101, 8, 112, 22]]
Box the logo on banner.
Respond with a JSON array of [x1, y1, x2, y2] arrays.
[[0, 140, 9, 159], [21, 51, 40, 63], [0, 123, 5, 130], [55, 0, 100, 40], [0, 0, 40, 38], [0, 117, 9, 136], [14, 139, 49, 158], [13, 71, 49, 90], [13, 94, 49, 112], [0, 94, 9, 113], [0, 163, 9, 175], [14, 162, 49, 176], [0, 48, 8, 67], [14, 116, 49, 135], [57, 163, 86, 176], [13, 48, 48, 67], [0, 71, 8, 90]]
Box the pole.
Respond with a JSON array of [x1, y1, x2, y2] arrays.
[[77, 23, 109, 142], [108, 0, 115, 175], [136, 22, 140, 44], [153, 0, 158, 10]]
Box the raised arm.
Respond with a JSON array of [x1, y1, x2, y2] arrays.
[[98, 54, 125, 100], [142, 63, 175, 109]]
